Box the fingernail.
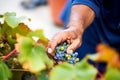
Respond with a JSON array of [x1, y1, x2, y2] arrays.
[[48, 48, 52, 53]]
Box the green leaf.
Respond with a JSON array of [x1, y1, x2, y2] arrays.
[[0, 14, 3, 18], [2, 22, 31, 36], [37, 70, 49, 80], [27, 29, 48, 42], [50, 59, 97, 80], [16, 36, 53, 73], [75, 59, 97, 80], [0, 59, 12, 80], [4, 12, 28, 28], [50, 63, 75, 80], [87, 54, 99, 61], [7, 35, 16, 50], [14, 23, 32, 35], [105, 66, 120, 80]]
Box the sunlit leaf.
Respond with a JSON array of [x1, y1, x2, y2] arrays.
[[4, 12, 28, 28], [50, 58, 97, 80], [0, 59, 12, 80], [15, 35, 53, 73], [105, 66, 120, 80], [50, 63, 74, 80], [75, 59, 97, 80], [4, 23, 31, 37], [27, 29, 48, 42], [88, 43, 120, 70]]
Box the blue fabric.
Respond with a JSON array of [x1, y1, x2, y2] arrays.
[[60, 0, 72, 27], [60, 0, 120, 73], [72, 0, 100, 17]]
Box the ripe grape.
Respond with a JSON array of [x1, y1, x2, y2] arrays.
[[54, 41, 79, 64]]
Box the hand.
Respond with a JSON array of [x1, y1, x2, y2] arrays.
[[47, 4, 95, 57], [47, 27, 83, 56]]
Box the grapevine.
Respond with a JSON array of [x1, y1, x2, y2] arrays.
[[54, 41, 79, 64]]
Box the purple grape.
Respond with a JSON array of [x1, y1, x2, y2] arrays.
[[54, 41, 80, 64]]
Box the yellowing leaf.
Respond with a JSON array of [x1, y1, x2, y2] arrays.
[[96, 43, 119, 62], [15, 34, 53, 73], [88, 43, 120, 70], [37, 39, 48, 47]]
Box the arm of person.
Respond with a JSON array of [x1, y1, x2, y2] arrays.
[[47, 0, 103, 55], [47, 5, 95, 54], [66, 4, 95, 51]]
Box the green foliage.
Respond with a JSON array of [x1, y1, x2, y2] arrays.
[[105, 66, 120, 80], [16, 36, 53, 73], [0, 12, 32, 54], [37, 70, 49, 80], [0, 12, 120, 80], [0, 59, 12, 80], [0, 12, 52, 79], [27, 29, 48, 42], [4, 12, 28, 28], [0, 14, 3, 18], [50, 58, 97, 80]]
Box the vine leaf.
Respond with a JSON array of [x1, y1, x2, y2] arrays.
[[88, 43, 120, 70], [50, 58, 97, 80], [27, 29, 48, 42], [0, 22, 32, 53], [4, 12, 28, 28], [2, 23, 32, 37], [105, 66, 120, 80], [0, 59, 12, 80], [15, 34, 53, 73], [37, 70, 49, 80], [13, 23, 32, 36], [75, 59, 97, 80], [0, 14, 3, 18]]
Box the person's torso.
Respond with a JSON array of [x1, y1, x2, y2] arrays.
[[89, 0, 120, 50], [100, 0, 120, 32]]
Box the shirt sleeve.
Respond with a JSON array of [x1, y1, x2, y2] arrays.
[[72, 0, 101, 17]]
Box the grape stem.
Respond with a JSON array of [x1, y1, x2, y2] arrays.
[[2, 49, 17, 61]]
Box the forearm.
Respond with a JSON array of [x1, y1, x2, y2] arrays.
[[47, 4, 95, 54], [67, 4, 95, 34]]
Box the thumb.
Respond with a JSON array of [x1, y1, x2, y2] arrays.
[[67, 39, 81, 53]]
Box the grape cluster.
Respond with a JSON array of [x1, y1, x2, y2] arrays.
[[54, 41, 79, 64]]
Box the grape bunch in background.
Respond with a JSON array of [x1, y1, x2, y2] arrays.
[[54, 41, 79, 64]]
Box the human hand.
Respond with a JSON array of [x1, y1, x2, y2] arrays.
[[47, 4, 95, 57], [47, 27, 83, 57]]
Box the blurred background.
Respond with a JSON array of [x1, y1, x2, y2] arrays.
[[0, 0, 69, 39]]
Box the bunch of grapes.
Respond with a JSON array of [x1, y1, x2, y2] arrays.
[[54, 41, 79, 64]]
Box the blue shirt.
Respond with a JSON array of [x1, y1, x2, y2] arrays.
[[61, 0, 120, 52], [72, 0, 120, 51], [60, 0, 120, 73]]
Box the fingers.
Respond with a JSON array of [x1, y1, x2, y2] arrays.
[[67, 39, 81, 53], [47, 31, 67, 54], [47, 29, 82, 55]]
